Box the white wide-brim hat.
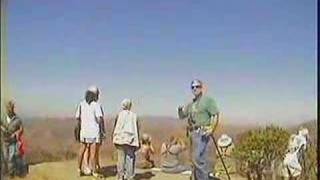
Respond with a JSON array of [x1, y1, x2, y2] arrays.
[[217, 134, 232, 147]]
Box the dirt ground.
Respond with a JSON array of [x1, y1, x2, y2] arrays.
[[10, 159, 246, 180]]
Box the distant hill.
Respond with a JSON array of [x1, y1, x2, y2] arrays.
[[23, 115, 253, 164], [22, 116, 317, 165]]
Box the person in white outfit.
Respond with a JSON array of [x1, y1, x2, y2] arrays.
[[282, 134, 303, 178], [112, 99, 140, 180], [87, 86, 106, 171], [75, 86, 104, 177], [281, 128, 309, 179]]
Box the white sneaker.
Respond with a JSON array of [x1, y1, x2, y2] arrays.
[[151, 167, 161, 171], [77, 168, 84, 176], [92, 172, 100, 178], [181, 170, 192, 175], [83, 166, 92, 175], [209, 172, 220, 180]]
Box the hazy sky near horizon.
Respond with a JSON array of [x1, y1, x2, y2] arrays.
[[6, 0, 316, 125]]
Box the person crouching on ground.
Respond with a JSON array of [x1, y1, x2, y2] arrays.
[[136, 133, 155, 169], [112, 99, 140, 180], [217, 134, 233, 157]]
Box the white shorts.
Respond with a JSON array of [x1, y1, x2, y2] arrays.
[[80, 137, 100, 144]]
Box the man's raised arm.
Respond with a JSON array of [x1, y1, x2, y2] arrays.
[[178, 104, 189, 119]]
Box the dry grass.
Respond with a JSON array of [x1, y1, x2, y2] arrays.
[[12, 159, 247, 180]]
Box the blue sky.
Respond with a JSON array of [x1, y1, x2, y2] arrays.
[[7, 0, 316, 125]]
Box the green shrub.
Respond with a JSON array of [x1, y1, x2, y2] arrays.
[[232, 125, 290, 179], [300, 144, 318, 180]]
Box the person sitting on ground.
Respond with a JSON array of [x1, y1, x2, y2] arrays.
[[160, 136, 190, 174], [217, 134, 233, 157], [136, 133, 155, 169]]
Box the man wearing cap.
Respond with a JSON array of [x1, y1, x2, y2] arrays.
[[178, 79, 220, 180]]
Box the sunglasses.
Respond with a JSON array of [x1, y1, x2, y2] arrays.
[[191, 85, 202, 90]]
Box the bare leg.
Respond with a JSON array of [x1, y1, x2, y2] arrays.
[[95, 143, 101, 169], [83, 146, 90, 170], [90, 143, 97, 173], [78, 143, 87, 170]]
